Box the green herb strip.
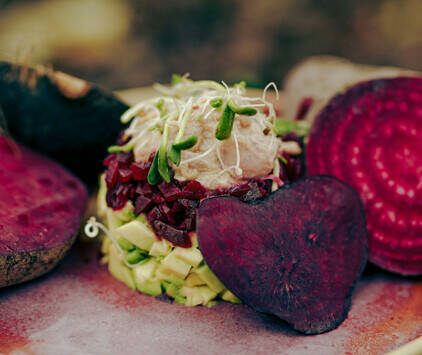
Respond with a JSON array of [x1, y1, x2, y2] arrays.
[[147, 151, 160, 185], [168, 146, 181, 166], [172, 135, 198, 150], [215, 104, 236, 140], [210, 98, 223, 108], [227, 101, 257, 116], [274, 118, 310, 137]]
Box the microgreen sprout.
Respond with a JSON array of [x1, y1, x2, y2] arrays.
[[210, 98, 223, 108], [147, 152, 160, 185], [278, 155, 288, 165], [108, 143, 133, 153], [215, 100, 257, 140], [172, 135, 198, 150], [274, 119, 310, 137], [215, 103, 236, 140]]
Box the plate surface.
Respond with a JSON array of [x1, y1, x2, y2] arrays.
[[1, 87, 421, 355]]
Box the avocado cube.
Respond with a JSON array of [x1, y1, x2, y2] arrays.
[[221, 290, 241, 304], [190, 232, 198, 248], [133, 259, 161, 296], [173, 247, 203, 267], [180, 286, 217, 307], [195, 265, 225, 293], [108, 244, 136, 290], [96, 174, 108, 218], [101, 236, 112, 255], [107, 208, 123, 233], [184, 272, 206, 287], [161, 252, 192, 279], [149, 240, 172, 257], [199, 286, 218, 305], [115, 220, 157, 251], [180, 286, 203, 306], [156, 266, 185, 286], [113, 201, 136, 222]]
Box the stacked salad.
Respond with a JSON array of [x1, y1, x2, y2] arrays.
[[91, 76, 309, 306]]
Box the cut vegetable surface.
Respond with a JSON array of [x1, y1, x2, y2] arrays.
[[306, 77, 422, 276], [197, 176, 367, 334], [0, 136, 87, 287], [0, 61, 128, 184]]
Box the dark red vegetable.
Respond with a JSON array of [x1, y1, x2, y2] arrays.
[[306, 77, 422, 275], [197, 176, 367, 334], [0, 136, 87, 287], [0, 61, 128, 184]]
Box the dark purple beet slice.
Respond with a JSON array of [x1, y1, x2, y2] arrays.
[[306, 77, 422, 276], [0, 137, 87, 287], [0, 61, 128, 184], [197, 176, 367, 334]]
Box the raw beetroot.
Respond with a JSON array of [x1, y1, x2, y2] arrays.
[[197, 176, 367, 334], [0, 61, 128, 184], [306, 77, 422, 275], [0, 136, 87, 287]]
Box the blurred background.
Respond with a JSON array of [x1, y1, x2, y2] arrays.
[[1, 0, 422, 90]]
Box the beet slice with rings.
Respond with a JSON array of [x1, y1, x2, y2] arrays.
[[306, 77, 422, 276], [197, 176, 367, 334], [0, 136, 87, 287]]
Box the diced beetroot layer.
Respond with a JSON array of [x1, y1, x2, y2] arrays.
[[103, 142, 303, 247], [306, 77, 422, 275], [197, 176, 367, 334]]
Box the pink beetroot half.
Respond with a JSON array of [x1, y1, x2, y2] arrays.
[[197, 176, 367, 334], [0, 136, 87, 287], [306, 77, 422, 276]]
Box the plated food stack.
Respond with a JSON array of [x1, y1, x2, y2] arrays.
[[94, 77, 305, 307]]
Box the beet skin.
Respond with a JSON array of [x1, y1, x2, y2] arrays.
[[0, 61, 128, 184], [0, 137, 87, 287], [306, 77, 422, 275], [197, 176, 367, 334]]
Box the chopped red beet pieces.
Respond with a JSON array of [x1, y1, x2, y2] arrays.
[[118, 168, 132, 183], [135, 195, 153, 214], [103, 135, 303, 247], [130, 161, 151, 181]]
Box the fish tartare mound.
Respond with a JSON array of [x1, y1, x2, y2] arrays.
[[89, 76, 307, 306]]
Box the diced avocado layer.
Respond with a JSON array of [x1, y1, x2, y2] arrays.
[[97, 179, 240, 307]]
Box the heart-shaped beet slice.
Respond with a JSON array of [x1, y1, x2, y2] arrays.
[[0, 137, 87, 287], [197, 176, 367, 334], [306, 77, 422, 275]]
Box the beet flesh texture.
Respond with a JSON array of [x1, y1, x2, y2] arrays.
[[306, 77, 422, 276], [197, 176, 367, 334], [0, 137, 87, 287], [0, 62, 129, 184]]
